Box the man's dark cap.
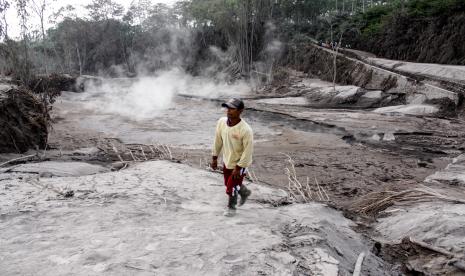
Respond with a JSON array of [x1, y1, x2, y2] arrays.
[[221, 98, 244, 110]]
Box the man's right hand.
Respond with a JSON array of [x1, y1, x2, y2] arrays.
[[211, 157, 218, 170]]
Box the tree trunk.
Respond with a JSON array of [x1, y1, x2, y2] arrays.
[[76, 42, 82, 76], [40, 15, 48, 74], [51, 45, 64, 73], [1, 13, 7, 38]]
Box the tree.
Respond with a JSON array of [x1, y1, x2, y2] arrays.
[[30, 0, 54, 73], [0, 0, 9, 39], [172, 1, 191, 28], [49, 4, 77, 24], [85, 0, 124, 21], [30, 0, 52, 39], [187, 0, 275, 76], [125, 0, 152, 25], [4, 0, 34, 84]]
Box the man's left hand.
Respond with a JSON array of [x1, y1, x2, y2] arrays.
[[232, 166, 242, 180]]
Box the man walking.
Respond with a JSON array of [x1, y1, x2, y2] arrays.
[[211, 98, 253, 217]]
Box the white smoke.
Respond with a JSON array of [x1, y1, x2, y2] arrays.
[[78, 68, 252, 121], [74, 21, 283, 122]]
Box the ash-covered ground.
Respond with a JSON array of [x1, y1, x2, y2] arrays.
[[1, 64, 465, 275]]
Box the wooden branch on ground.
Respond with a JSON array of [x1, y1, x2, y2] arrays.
[[128, 150, 138, 161], [353, 252, 366, 276], [139, 146, 148, 161], [408, 237, 465, 272], [409, 237, 455, 257], [0, 154, 36, 167], [109, 142, 124, 162]]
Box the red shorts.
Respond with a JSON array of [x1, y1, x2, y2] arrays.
[[223, 165, 246, 196]]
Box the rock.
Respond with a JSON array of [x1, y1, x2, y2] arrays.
[[76, 75, 103, 92], [11, 161, 109, 177], [111, 161, 128, 171], [357, 90, 386, 107], [425, 154, 465, 186], [256, 97, 309, 106], [362, 90, 383, 99], [371, 134, 381, 141], [287, 44, 459, 111], [373, 104, 439, 115], [383, 132, 396, 141], [334, 86, 359, 99]]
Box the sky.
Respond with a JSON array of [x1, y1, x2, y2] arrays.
[[4, 0, 178, 39]]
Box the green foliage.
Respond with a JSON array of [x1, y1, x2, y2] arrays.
[[358, 4, 393, 34], [406, 0, 465, 16], [353, 0, 465, 37]]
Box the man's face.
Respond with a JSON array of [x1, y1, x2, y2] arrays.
[[226, 107, 242, 120]]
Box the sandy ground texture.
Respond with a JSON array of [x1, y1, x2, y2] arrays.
[[0, 161, 388, 275]]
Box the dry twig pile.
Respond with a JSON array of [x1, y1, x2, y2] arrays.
[[283, 153, 329, 203], [350, 185, 465, 216]]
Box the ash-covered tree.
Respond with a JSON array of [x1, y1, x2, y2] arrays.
[[85, 0, 123, 21], [125, 0, 152, 25], [0, 0, 9, 39], [48, 17, 134, 75], [187, 0, 276, 77]]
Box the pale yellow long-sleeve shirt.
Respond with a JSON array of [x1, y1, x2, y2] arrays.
[[212, 117, 253, 169]]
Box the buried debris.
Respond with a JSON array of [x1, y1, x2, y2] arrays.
[[349, 185, 465, 216], [29, 74, 77, 95], [0, 87, 48, 153], [28, 176, 74, 198], [0, 154, 37, 168], [405, 237, 465, 273], [375, 236, 465, 274]]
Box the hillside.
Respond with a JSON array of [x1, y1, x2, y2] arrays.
[[343, 0, 465, 65]]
